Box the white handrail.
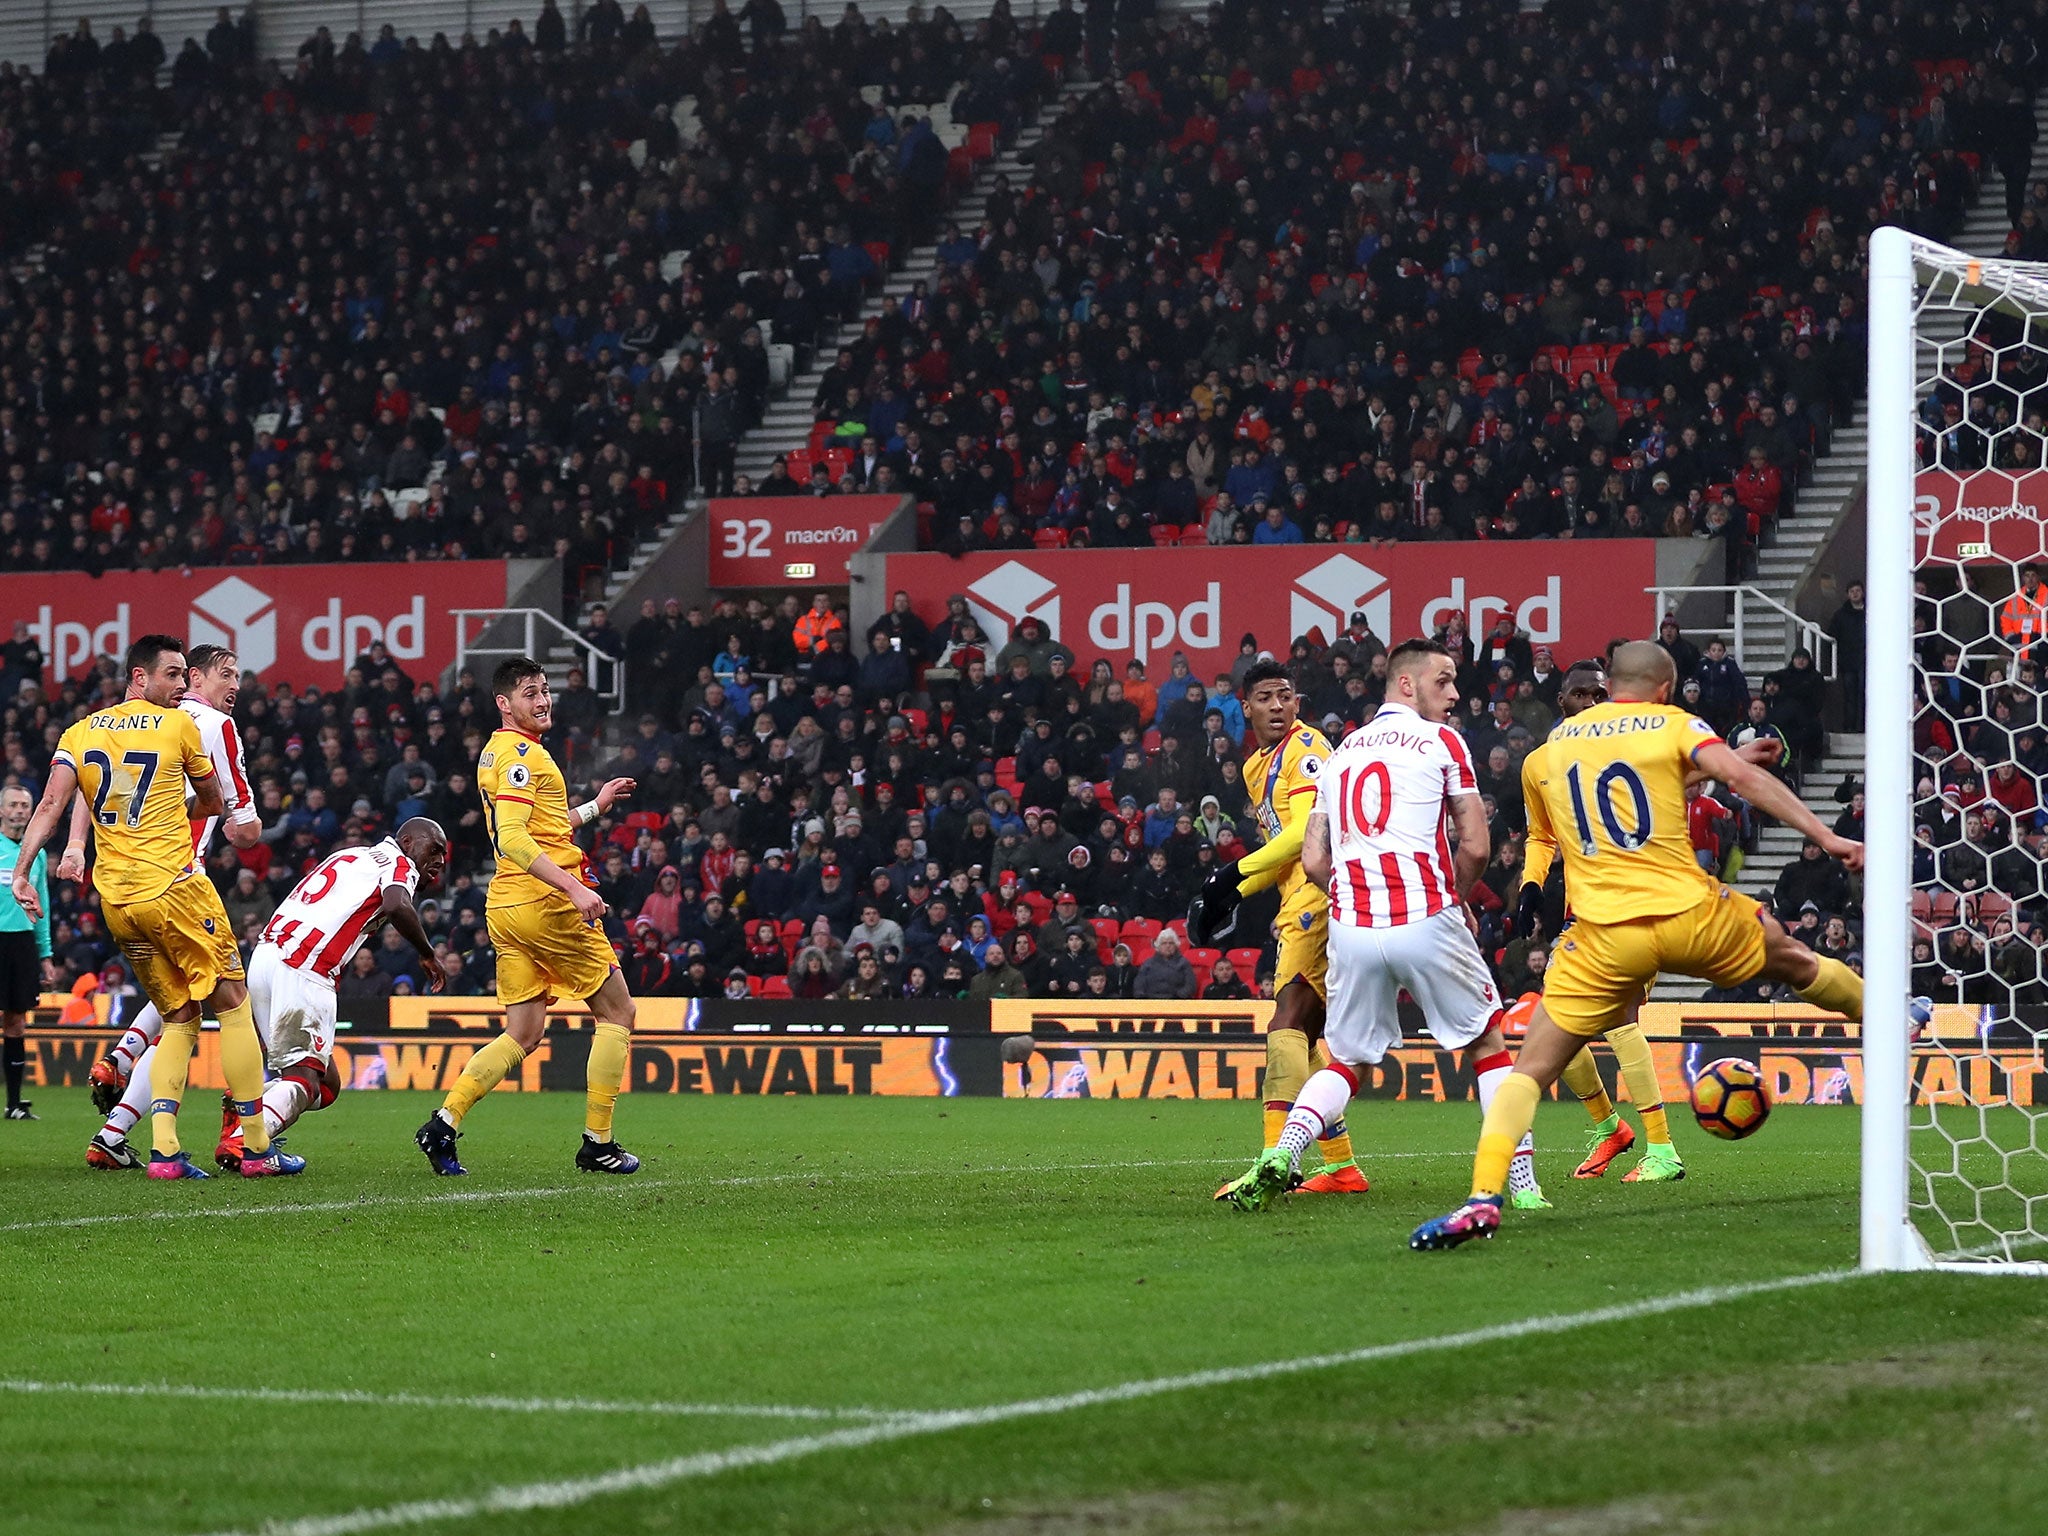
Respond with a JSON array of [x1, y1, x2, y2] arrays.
[[1645, 584, 1837, 677], [452, 609, 625, 715]]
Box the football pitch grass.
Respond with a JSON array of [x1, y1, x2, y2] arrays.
[[4, 1092, 2044, 1536]]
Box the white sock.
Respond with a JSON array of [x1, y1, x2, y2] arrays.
[[111, 1003, 163, 1074], [1276, 1066, 1357, 1170], [104, 1044, 154, 1138], [1474, 1060, 1540, 1196], [261, 1079, 309, 1139]]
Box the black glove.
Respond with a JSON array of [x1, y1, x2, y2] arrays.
[[1507, 881, 1542, 942], [1187, 859, 1244, 947]]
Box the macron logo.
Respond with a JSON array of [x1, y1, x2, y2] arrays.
[[187, 576, 277, 676], [964, 560, 1060, 650], [1290, 555, 1389, 647]]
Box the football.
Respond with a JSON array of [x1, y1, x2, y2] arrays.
[[1691, 1057, 1773, 1140]]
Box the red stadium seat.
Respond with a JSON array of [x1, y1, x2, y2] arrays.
[[1120, 918, 1162, 945], [1185, 946, 1222, 975], [760, 975, 792, 999], [1225, 947, 1264, 977]]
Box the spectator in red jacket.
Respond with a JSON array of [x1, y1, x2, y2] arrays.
[[1733, 447, 1786, 535], [1686, 783, 1734, 872]]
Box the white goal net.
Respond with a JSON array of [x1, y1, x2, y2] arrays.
[[1866, 227, 2048, 1273]]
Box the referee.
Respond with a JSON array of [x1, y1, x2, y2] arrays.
[[0, 784, 55, 1120]]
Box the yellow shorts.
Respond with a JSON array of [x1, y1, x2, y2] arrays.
[[105, 877, 244, 1015], [1273, 901, 1328, 1002], [1544, 885, 1767, 1037], [488, 896, 619, 1007]]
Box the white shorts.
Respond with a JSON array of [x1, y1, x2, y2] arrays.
[[1324, 908, 1504, 1067], [248, 945, 338, 1071]]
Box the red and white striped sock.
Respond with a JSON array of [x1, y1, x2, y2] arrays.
[[103, 1046, 154, 1139], [1276, 1063, 1359, 1170], [109, 1003, 164, 1076], [261, 1079, 310, 1139]]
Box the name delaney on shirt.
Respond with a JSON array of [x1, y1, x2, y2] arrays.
[[85, 711, 169, 731]]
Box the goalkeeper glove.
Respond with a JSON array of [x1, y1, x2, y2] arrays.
[[1508, 882, 1543, 942], [1187, 859, 1243, 947]]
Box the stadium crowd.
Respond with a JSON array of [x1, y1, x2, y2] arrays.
[[3, 580, 1869, 1009], [760, 0, 2040, 592], [0, 2, 1051, 593], [4, 0, 2044, 1015]]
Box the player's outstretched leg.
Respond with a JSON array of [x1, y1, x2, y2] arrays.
[[1470, 1044, 1548, 1210], [1414, 1007, 1583, 1252], [1560, 1044, 1637, 1178], [575, 973, 638, 1173], [1219, 1061, 1357, 1211]]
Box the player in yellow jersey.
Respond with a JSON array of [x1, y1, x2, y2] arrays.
[[1515, 659, 1682, 1183], [1413, 642, 1864, 1249], [9, 634, 296, 1180], [414, 656, 640, 1176], [1189, 658, 1366, 1196]]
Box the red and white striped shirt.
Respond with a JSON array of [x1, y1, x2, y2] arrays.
[[257, 838, 418, 983], [1315, 703, 1479, 929], [183, 696, 257, 859]]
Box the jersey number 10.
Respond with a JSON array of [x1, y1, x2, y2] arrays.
[[1332, 761, 1394, 839], [1564, 760, 1653, 857]]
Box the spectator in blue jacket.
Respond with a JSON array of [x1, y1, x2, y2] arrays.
[[1692, 638, 1750, 735], [1251, 502, 1304, 545]]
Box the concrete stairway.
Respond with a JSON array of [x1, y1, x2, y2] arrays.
[[1736, 93, 2048, 674], [731, 76, 1098, 489], [589, 76, 1098, 616]]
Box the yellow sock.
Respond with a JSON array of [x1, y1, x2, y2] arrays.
[[1795, 956, 1864, 1020], [215, 996, 269, 1156], [1472, 1073, 1543, 1198], [1316, 1126, 1357, 1169], [585, 1021, 631, 1139], [148, 1015, 201, 1155], [1607, 1022, 1669, 1144], [1262, 1028, 1311, 1147], [1559, 1046, 1613, 1123], [441, 1034, 527, 1126]]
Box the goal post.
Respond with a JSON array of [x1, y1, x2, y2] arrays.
[[1863, 226, 2048, 1276]]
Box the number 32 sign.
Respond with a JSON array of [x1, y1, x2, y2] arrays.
[[705, 496, 903, 587]]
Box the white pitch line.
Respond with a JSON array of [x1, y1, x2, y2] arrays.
[[0, 1378, 903, 1423], [0, 1153, 1469, 1237], [192, 1267, 1863, 1536]]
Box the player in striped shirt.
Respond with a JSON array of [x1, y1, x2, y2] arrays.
[[215, 820, 446, 1162], [1217, 640, 1546, 1212]]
